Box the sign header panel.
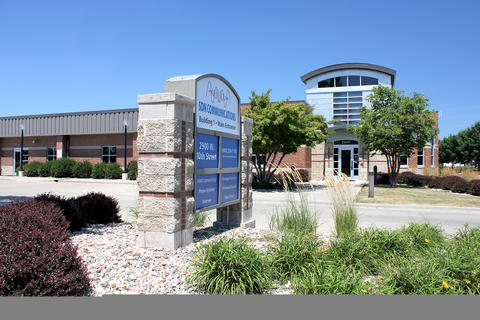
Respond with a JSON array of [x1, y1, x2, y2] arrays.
[[196, 77, 240, 136]]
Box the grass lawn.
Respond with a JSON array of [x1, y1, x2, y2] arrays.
[[357, 185, 480, 207]]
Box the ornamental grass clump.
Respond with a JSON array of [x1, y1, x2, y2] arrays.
[[269, 168, 318, 236], [292, 263, 367, 295], [400, 223, 446, 252], [188, 237, 272, 294], [269, 232, 324, 283], [327, 228, 409, 275], [325, 174, 358, 238], [193, 211, 210, 228], [440, 225, 480, 294]]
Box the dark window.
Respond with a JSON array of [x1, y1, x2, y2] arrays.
[[47, 147, 56, 161], [318, 78, 335, 88], [348, 75, 360, 86], [361, 76, 378, 85], [417, 150, 423, 166], [335, 76, 347, 87], [102, 146, 117, 163], [399, 155, 408, 166]]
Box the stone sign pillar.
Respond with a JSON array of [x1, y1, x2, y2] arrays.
[[136, 93, 195, 250], [214, 116, 255, 228]]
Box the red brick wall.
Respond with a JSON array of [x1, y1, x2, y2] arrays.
[[0, 133, 138, 171]]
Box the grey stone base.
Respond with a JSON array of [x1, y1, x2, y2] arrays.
[[136, 227, 193, 250], [1, 166, 13, 176]]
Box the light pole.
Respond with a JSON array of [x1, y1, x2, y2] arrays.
[[122, 119, 128, 180], [19, 124, 25, 177]]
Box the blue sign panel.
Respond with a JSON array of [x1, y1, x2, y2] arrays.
[[196, 133, 218, 169], [221, 173, 239, 203], [221, 137, 239, 168], [196, 174, 219, 210]]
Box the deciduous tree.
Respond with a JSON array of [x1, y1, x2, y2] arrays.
[[350, 86, 438, 185], [243, 90, 328, 183]]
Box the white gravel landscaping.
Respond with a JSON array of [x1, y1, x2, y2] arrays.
[[71, 223, 294, 295]]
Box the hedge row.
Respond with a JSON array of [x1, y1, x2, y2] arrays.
[[0, 200, 91, 296], [34, 192, 122, 232], [21, 159, 138, 180], [379, 171, 480, 196]]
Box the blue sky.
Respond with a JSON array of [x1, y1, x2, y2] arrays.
[[0, 0, 479, 138]]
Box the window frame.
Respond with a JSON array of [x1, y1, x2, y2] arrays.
[[102, 146, 117, 164], [417, 149, 424, 167], [46, 147, 57, 161]]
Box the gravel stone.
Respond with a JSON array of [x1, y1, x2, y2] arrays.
[[71, 223, 294, 295]]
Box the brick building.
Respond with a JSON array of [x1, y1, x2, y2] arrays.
[[0, 63, 439, 180]]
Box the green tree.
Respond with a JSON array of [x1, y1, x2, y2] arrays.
[[458, 122, 480, 168], [350, 86, 438, 185], [243, 90, 328, 183], [439, 134, 460, 165]]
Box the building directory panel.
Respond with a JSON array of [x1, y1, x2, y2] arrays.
[[195, 75, 241, 211]]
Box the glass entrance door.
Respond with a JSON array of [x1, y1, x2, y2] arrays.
[[341, 149, 351, 177]]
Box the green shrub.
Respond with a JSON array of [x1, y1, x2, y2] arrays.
[[269, 233, 324, 283], [269, 194, 317, 236], [91, 162, 107, 179], [74, 192, 121, 224], [377, 254, 460, 294], [72, 160, 93, 178], [23, 161, 43, 177], [328, 229, 409, 274], [441, 226, 480, 294], [127, 160, 138, 180], [39, 161, 54, 177], [188, 237, 272, 294], [400, 223, 446, 252], [292, 263, 367, 295], [51, 158, 76, 178], [104, 162, 122, 179]]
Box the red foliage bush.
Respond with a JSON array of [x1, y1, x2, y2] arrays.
[[35, 193, 86, 231], [469, 180, 480, 196], [375, 172, 390, 185], [74, 192, 121, 224], [427, 176, 444, 189], [440, 176, 466, 191], [0, 200, 91, 296], [397, 172, 430, 187], [451, 180, 470, 194]]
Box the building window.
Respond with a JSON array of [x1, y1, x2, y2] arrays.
[[399, 155, 408, 166], [318, 78, 335, 88], [417, 150, 424, 166], [317, 75, 379, 88], [335, 76, 347, 87], [102, 146, 117, 163], [333, 91, 363, 126], [361, 76, 378, 85], [46, 147, 57, 161], [333, 148, 339, 175]]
